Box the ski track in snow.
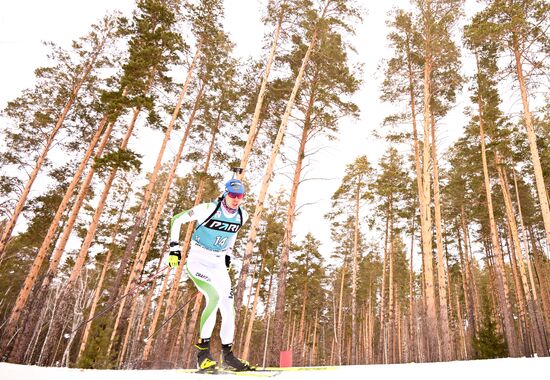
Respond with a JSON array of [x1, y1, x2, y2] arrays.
[[1, 357, 550, 380]]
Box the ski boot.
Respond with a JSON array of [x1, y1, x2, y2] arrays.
[[195, 338, 218, 373], [221, 343, 254, 371]]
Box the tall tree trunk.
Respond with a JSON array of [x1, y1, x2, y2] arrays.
[[379, 204, 389, 363], [388, 196, 395, 364], [476, 59, 520, 355], [351, 178, 360, 364], [405, 18, 437, 361], [336, 265, 346, 365], [512, 169, 549, 350], [496, 153, 546, 355], [430, 113, 451, 361], [296, 281, 308, 365], [234, 1, 329, 310], [408, 207, 417, 363], [419, 27, 438, 361], [47, 105, 136, 289], [511, 35, 550, 247], [503, 219, 529, 354], [456, 224, 473, 357]]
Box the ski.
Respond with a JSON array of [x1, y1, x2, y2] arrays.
[[177, 368, 280, 377], [217, 368, 280, 377]]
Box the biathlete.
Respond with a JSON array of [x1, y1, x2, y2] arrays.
[[168, 178, 253, 372]]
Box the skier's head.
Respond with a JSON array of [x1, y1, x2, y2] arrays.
[[223, 179, 245, 210]]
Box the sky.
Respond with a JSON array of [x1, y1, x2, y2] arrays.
[[1, 356, 550, 379], [0, 0, 486, 264]]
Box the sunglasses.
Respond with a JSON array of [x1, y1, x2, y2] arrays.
[[227, 192, 245, 199]]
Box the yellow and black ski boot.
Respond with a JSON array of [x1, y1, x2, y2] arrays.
[[221, 343, 254, 372], [195, 338, 218, 373]]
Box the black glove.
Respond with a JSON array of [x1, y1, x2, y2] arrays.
[[225, 255, 231, 271], [168, 241, 182, 268]]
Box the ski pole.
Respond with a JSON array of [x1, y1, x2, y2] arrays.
[[143, 291, 199, 342], [65, 265, 171, 338]]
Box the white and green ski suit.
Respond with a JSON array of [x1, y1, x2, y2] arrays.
[[170, 200, 248, 344]]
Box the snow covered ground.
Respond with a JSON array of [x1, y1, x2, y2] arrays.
[[2, 357, 550, 380]]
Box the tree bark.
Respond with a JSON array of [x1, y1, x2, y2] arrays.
[[405, 15, 437, 361], [430, 112, 451, 361]]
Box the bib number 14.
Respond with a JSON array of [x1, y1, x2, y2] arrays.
[[214, 236, 228, 246]]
